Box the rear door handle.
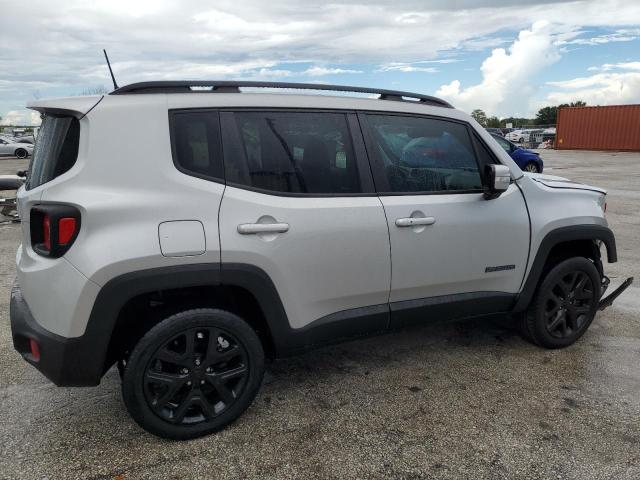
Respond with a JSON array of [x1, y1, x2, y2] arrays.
[[237, 223, 290, 235], [395, 217, 436, 227]]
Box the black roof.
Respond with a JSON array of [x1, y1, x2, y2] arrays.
[[110, 80, 453, 108]]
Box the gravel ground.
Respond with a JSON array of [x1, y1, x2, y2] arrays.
[[0, 150, 638, 479]]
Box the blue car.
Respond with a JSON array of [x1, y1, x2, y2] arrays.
[[491, 133, 543, 173]]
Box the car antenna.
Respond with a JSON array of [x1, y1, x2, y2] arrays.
[[103, 49, 119, 90]]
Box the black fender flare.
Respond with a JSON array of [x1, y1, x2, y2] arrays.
[[513, 224, 616, 313], [78, 262, 379, 385], [77, 263, 290, 384]]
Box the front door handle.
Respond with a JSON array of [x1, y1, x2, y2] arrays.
[[395, 217, 436, 227], [237, 222, 290, 235]]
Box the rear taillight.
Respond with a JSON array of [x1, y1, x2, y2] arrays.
[[30, 205, 81, 257], [58, 217, 77, 245]]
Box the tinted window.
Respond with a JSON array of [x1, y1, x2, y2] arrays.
[[222, 112, 361, 194], [364, 114, 483, 193], [171, 111, 223, 180], [473, 135, 499, 179], [492, 134, 511, 152], [27, 115, 80, 190]]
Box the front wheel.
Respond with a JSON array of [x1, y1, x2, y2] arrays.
[[122, 309, 265, 440], [523, 162, 540, 173], [15, 148, 28, 159], [520, 257, 601, 349]]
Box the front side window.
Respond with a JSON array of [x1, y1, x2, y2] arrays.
[[493, 135, 512, 152], [364, 114, 483, 193], [222, 111, 361, 195]]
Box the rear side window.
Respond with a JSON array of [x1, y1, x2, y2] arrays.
[[363, 114, 483, 193], [170, 111, 223, 181], [221, 111, 361, 195], [27, 115, 80, 190]]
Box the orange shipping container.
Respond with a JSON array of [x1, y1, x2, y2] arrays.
[[556, 104, 640, 151]]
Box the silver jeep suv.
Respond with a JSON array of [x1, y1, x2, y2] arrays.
[[10, 81, 632, 439]]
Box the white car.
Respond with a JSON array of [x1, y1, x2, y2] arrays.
[[505, 129, 527, 142], [0, 137, 33, 158], [10, 80, 632, 440]]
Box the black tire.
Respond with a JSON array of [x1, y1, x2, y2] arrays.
[[520, 257, 600, 349], [523, 162, 540, 173], [122, 308, 264, 440], [15, 148, 28, 159]]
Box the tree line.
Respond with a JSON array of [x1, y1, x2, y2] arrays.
[[471, 101, 586, 128]]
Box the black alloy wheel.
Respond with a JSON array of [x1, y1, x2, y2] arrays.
[[521, 257, 601, 349], [143, 327, 249, 424], [543, 270, 595, 339], [15, 148, 27, 159], [122, 309, 264, 439]]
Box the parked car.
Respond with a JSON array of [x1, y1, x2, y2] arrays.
[[0, 137, 33, 158], [505, 129, 527, 142], [485, 127, 504, 136], [11, 81, 631, 440], [491, 133, 543, 173], [524, 129, 544, 143], [13, 135, 35, 145]]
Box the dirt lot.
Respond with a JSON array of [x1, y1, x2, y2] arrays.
[[0, 151, 638, 479]]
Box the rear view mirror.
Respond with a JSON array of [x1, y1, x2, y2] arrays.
[[484, 164, 511, 200]]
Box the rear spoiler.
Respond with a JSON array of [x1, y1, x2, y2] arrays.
[[27, 96, 104, 119]]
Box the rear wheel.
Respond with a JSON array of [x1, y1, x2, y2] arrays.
[[122, 308, 264, 439], [521, 257, 600, 349], [15, 148, 28, 159], [523, 162, 539, 173]]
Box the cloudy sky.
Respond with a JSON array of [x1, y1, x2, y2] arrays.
[[1, 0, 640, 125]]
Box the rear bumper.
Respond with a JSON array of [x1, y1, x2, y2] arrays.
[[10, 282, 102, 386]]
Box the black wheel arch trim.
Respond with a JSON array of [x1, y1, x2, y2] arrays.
[[513, 224, 616, 313]]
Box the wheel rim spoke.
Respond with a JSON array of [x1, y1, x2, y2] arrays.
[[547, 311, 565, 331], [173, 392, 195, 422], [208, 375, 236, 406], [219, 364, 248, 381]]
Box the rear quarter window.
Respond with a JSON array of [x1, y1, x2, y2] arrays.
[[27, 115, 80, 190], [169, 111, 224, 181]]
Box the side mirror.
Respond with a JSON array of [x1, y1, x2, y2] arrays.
[[484, 164, 511, 200]]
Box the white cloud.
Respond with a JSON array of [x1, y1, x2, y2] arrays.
[[601, 61, 640, 71], [377, 59, 459, 73], [545, 71, 640, 105], [540, 58, 640, 107], [559, 28, 640, 45], [436, 21, 561, 116], [2, 0, 640, 119], [302, 66, 363, 76], [0, 110, 41, 126]]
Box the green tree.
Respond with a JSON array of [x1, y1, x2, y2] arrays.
[[536, 101, 586, 125], [535, 106, 557, 125], [486, 116, 501, 128], [501, 117, 534, 128], [471, 109, 488, 127]]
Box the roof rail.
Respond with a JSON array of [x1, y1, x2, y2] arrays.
[[110, 81, 453, 108]]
